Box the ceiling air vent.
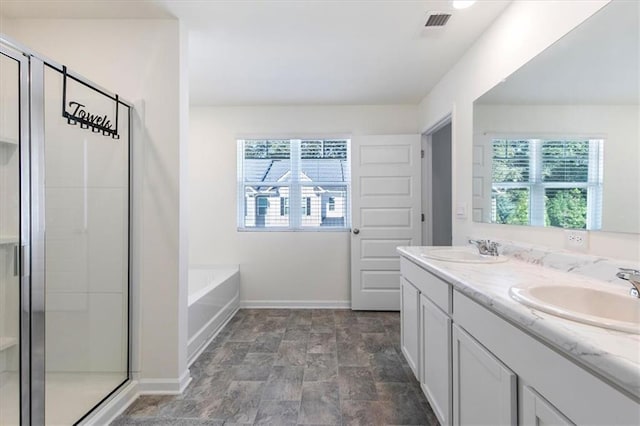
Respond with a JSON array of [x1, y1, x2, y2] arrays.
[[425, 12, 451, 27]]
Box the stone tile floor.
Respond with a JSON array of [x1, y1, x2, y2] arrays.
[[112, 309, 439, 425]]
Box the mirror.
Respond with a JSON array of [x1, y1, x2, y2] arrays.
[[472, 0, 639, 234]]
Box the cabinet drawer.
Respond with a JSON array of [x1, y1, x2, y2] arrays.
[[401, 257, 451, 314]]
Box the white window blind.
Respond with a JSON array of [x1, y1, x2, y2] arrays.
[[237, 139, 351, 230], [491, 138, 603, 230]]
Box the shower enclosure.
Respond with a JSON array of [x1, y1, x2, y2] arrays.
[[0, 37, 131, 425]]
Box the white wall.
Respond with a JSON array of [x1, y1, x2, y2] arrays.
[[473, 104, 640, 234], [190, 105, 418, 305], [2, 18, 189, 388], [419, 0, 640, 261]]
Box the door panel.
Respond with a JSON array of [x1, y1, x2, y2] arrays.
[[361, 270, 401, 290], [351, 134, 421, 310]]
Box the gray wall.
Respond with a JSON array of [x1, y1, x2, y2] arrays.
[[431, 123, 452, 246]]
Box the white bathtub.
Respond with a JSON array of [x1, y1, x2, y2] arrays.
[[188, 265, 240, 365]]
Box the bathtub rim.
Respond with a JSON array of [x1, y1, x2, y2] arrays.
[[188, 264, 239, 307]]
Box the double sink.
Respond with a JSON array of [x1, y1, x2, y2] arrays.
[[420, 247, 640, 335]]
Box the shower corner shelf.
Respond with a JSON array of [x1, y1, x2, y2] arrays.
[[0, 136, 18, 146], [0, 336, 18, 352], [0, 236, 18, 245]]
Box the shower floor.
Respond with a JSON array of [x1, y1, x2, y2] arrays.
[[0, 371, 125, 425]]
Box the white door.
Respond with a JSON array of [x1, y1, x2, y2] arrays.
[[472, 134, 493, 223], [351, 134, 421, 310]]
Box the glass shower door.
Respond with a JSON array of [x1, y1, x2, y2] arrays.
[[40, 65, 130, 425], [0, 49, 24, 426]]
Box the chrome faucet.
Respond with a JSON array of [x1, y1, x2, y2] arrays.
[[616, 268, 640, 298], [469, 239, 500, 257]]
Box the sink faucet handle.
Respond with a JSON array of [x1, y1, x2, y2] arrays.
[[616, 268, 640, 298], [468, 239, 500, 256], [486, 240, 500, 256]]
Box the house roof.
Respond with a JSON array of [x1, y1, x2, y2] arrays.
[[245, 159, 347, 183]]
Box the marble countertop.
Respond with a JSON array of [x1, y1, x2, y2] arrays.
[[397, 246, 640, 399]]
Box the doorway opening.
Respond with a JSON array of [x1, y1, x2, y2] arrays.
[[422, 117, 453, 246]]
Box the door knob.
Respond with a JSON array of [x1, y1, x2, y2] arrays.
[[353, 228, 360, 235]]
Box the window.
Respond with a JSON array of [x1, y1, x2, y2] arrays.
[[280, 197, 289, 216], [302, 197, 311, 216], [491, 138, 603, 230], [238, 139, 350, 230]]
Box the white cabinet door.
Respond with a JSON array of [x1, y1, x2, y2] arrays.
[[522, 385, 574, 426], [452, 324, 517, 426], [350, 134, 421, 310], [420, 294, 452, 426], [400, 277, 420, 378]]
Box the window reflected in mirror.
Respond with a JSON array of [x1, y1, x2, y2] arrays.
[[481, 138, 603, 230]]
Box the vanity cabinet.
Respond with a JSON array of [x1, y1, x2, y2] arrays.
[[452, 324, 517, 426], [398, 254, 640, 426], [420, 294, 452, 425], [521, 385, 574, 426], [401, 257, 453, 425], [400, 277, 420, 378]]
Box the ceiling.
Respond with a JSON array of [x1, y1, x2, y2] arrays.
[[1, 0, 512, 106], [477, 0, 639, 105]]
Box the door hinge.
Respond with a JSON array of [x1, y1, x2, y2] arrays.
[[421, 213, 425, 222], [421, 149, 424, 158]]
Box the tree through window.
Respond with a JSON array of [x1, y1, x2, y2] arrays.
[[491, 138, 603, 230]]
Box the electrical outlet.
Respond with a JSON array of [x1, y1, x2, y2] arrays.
[[564, 230, 589, 252]]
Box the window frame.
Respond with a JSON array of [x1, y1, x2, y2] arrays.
[[237, 138, 351, 232], [489, 135, 603, 230]]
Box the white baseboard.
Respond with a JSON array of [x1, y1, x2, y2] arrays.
[[138, 369, 192, 395], [80, 380, 139, 426], [81, 370, 192, 424], [240, 300, 351, 309], [188, 305, 240, 368], [178, 369, 192, 393]]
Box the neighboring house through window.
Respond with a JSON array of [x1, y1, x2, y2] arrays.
[[237, 139, 351, 230]]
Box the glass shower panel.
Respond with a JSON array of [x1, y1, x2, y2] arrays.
[[0, 51, 21, 426], [43, 66, 129, 424]]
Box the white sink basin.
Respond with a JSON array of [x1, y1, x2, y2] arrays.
[[510, 284, 640, 334], [421, 247, 509, 264]]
